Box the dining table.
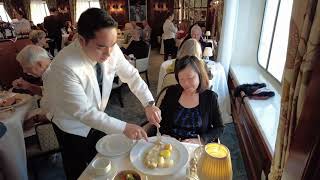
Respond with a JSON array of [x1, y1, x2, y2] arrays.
[[0, 93, 33, 180], [78, 142, 199, 180]]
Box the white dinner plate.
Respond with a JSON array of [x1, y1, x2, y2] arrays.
[[96, 134, 135, 157], [130, 136, 189, 176], [0, 93, 32, 111]]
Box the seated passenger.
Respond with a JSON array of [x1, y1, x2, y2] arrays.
[[122, 29, 149, 59], [12, 45, 51, 96], [167, 39, 212, 80], [177, 38, 202, 60], [29, 30, 53, 59], [159, 55, 224, 144], [11, 45, 51, 130], [180, 24, 211, 51], [142, 20, 152, 43]]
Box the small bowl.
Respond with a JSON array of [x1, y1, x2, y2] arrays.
[[113, 170, 141, 180], [91, 157, 112, 176]]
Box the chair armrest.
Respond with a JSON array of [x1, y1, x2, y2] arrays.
[[135, 57, 149, 72]]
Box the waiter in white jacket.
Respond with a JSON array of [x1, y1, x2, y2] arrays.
[[43, 8, 161, 179]]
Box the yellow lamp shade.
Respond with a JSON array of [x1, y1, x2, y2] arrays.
[[197, 143, 232, 180]]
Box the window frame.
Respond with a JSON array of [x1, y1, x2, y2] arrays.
[[257, 0, 291, 83]]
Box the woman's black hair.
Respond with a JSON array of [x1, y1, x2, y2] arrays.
[[174, 55, 209, 93]]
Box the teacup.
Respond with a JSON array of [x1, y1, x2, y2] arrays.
[[91, 157, 111, 176]]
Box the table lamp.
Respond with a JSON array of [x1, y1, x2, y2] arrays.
[[197, 143, 232, 180], [205, 31, 211, 40], [203, 47, 213, 62]]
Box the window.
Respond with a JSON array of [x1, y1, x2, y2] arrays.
[[258, 0, 294, 81], [30, 0, 50, 25], [76, 0, 100, 22], [0, 3, 12, 22]]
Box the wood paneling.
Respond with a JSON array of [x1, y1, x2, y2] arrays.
[[228, 74, 272, 180], [106, 0, 129, 29], [148, 0, 173, 47], [0, 39, 31, 88]]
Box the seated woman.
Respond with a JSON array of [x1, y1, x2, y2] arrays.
[[121, 29, 149, 59], [159, 55, 224, 144], [29, 30, 53, 59], [167, 38, 213, 79]]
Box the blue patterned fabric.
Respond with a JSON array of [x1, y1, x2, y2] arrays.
[[172, 103, 202, 139]]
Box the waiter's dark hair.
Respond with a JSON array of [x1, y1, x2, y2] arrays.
[[77, 8, 118, 40]]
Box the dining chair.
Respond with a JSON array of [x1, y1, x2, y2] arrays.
[[26, 121, 61, 180], [160, 72, 177, 91], [135, 46, 151, 86]]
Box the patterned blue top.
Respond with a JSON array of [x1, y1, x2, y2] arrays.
[[172, 103, 202, 140]]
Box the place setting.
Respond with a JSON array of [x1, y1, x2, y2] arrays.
[[0, 91, 32, 119], [85, 132, 191, 180]]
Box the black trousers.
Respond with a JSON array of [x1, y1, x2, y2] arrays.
[[48, 35, 62, 56], [163, 38, 177, 61], [53, 123, 105, 180]]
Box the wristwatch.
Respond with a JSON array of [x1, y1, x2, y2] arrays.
[[145, 100, 155, 108]]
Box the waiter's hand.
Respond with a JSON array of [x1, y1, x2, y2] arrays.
[[145, 105, 161, 128], [123, 123, 148, 141]]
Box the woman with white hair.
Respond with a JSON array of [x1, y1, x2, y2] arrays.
[[29, 30, 54, 59], [29, 30, 47, 48], [12, 45, 51, 96]]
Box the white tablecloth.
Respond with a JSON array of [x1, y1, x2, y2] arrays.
[[0, 96, 33, 180], [78, 142, 198, 180], [157, 60, 232, 124]]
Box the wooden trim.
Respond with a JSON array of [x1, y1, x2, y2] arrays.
[[228, 73, 272, 180]]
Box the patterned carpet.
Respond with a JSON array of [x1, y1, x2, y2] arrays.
[[28, 50, 247, 180]]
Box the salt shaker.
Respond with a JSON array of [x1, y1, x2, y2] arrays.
[[186, 157, 199, 180]]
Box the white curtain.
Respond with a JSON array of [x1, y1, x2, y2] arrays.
[[0, 3, 12, 22], [30, 0, 50, 24], [76, 0, 100, 22], [217, 0, 238, 77]]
